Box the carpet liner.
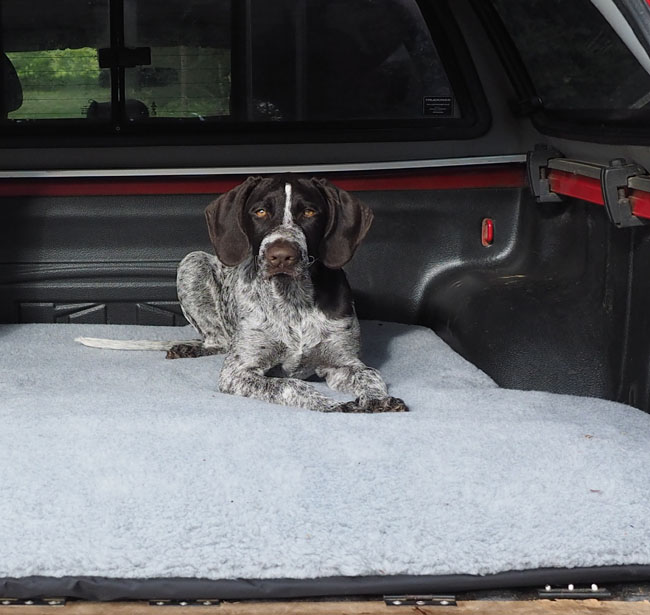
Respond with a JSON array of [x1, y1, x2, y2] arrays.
[[2, 322, 650, 586]]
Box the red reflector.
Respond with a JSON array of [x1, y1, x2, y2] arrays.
[[482, 218, 494, 246]]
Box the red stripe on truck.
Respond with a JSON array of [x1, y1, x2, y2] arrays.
[[0, 165, 527, 198]]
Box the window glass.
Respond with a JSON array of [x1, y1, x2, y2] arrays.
[[123, 0, 456, 124], [248, 0, 456, 122], [123, 0, 231, 121], [1, 0, 110, 121], [1, 0, 460, 129], [491, 0, 650, 113]]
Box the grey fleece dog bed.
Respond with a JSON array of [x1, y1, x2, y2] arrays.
[[2, 321, 650, 585]]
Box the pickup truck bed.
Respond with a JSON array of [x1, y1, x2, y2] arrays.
[[4, 0, 650, 608], [3, 166, 650, 604]]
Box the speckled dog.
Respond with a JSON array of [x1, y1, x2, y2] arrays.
[[77, 176, 407, 413], [171, 176, 406, 413]]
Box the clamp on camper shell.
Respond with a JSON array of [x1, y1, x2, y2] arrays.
[[527, 145, 650, 228]]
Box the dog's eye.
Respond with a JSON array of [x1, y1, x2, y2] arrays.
[[303, 208, 317, 218], [253, 208, 268, 218]]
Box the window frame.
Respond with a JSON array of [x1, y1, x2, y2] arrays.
[[0, 0, 491, 147], [472, 0, 650, 145]]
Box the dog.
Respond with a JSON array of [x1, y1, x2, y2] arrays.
[[77, 176, 407, 414]]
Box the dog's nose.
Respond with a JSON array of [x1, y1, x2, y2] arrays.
[[265, 240, 299, 270]]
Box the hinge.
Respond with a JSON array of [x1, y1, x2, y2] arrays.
[[0, 598, 66, 607], [148, 599, 221, 607], [384, 595, 457, 607], [526, 144, 564, 203], [601, 158, 646, 228], [538, 584, 611, 600]]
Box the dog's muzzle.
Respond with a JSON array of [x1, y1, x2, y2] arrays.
[[259, 223, 310, 279], [261, 237, 310, 279], [264, 239, 300, 276]]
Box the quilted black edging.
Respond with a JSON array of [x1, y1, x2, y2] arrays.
[[2, 566, 650, 601]]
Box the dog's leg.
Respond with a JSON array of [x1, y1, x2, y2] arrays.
[[318, 362, 408, 413], [219, 354, 378, 413], [170, 251, 233, 359]]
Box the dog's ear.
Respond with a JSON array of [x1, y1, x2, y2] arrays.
[[313, 178, 374, 269], [205, 177, 262, 266]]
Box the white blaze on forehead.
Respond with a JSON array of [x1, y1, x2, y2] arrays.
[[283, 182, 293, 225], [259, 181, 307, 257]]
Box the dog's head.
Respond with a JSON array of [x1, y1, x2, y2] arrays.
[[205, 176, 373, 279]]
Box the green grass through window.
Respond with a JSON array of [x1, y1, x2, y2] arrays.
[[7, 47, 231, 120]]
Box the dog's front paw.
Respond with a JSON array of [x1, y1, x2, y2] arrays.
[[333, 397, 408, 413], [364, 396, 409, 413], [333, 399, 367, 413]]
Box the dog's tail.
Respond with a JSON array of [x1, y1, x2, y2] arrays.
[[74, 337, 200, 351]]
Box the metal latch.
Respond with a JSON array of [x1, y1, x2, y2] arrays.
[[0, 598, 66, 606], [148, 599, 221, 607], [538, 584, 611, 600], [601, 158, 646, 228], [526, 144, 564, 203], [384, 595, 457, 607]]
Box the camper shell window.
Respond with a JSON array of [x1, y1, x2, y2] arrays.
[[0, 0, 489, 142], [486, 0, 650, 140]]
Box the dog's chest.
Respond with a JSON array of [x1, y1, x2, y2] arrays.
[[240, 304, 354, 376], [278, 311, 330, 372], [267, 306, 329, 358]]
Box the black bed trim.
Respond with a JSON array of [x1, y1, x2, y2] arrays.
[[3, 567, 650, 601]]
